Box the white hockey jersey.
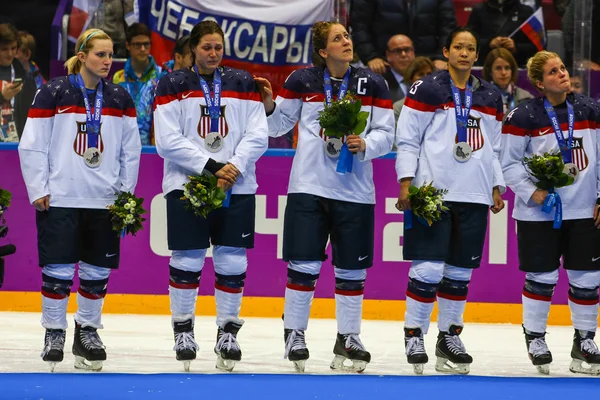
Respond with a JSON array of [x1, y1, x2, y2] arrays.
[[501, 94, 600, 221], [395, 70, 505, 206], [18, 76, 142, 209], [268, 66, 395, 204], [153, 66, 268, 195]]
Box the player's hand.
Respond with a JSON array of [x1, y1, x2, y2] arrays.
[[33, 195, 50, 211], [530, 189, 549, 206], [490, 186, 505, 214], [367, 58, 388, 75], [215, 164, 239, 185], [254, 76, 275, 114], [346, 135, 366, 153], [395, 178, 412, 212], [1, 81, 23, 102], [217, 178, 232, 192], [593, 203, 600, 228]]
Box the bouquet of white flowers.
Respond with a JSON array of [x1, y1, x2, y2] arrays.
[[181, 175, 227, 219], [408, 182, 449, 226], [107, 192, 147, 236], [0, 189, 11, 225]]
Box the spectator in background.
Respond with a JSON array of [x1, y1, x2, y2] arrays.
[[16, 31, 46, 89], [350, 0, 456, 74], [384, 34, 415, 103], [393, 56, 434, 123], [0, 23, 35, 141], [89, 0, 137, 58], [113, 23, 162, 145], [160, 35, 192, 76], [482, 48, 533, 115], [468, 0, 538, 67], [569, 73, 583, 95], [563, 1, 600, 71]]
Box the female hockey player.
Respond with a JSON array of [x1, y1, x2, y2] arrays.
[[153, 20, 268, 372], [18, 28, 142, 372], [254, 21, 395, 373], [394, 26, 505, 375], [501, 50, 600, 375]]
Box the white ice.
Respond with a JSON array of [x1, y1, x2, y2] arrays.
[[0, 312, 595, 377]]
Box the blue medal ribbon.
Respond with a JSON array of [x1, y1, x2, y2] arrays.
[[541, 188, 563, 229], [76, 74, 103, 148], [324, 68, 354, 175], [403, 210, 429, 230], [194, 65, 222, 133], [222, 189, 231, 208], [450, 78, 473, 144], [543, 97, 574, 163]]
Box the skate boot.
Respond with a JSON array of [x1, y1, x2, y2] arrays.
[[435, 325, 472, 374], [284, 328, 309, 373], [72, 322, 106, 371], [41, 329, 66, 372], [330, 333, 371, 373], [214, 317, 244, 372], [524, 327, 552, 375], [570, 330, 600, 375], [405, 327, 428, 375], [173, 319, 199, 372]]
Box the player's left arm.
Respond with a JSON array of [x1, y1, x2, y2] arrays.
[[490, 92, 506, 213], [119, 90, 142, 193]]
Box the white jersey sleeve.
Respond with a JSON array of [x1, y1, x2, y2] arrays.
[[358, 73, 395, 162], [267, 71, 303, 138], [119, 92, 142, 193]]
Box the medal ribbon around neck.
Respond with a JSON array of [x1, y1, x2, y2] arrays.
[[76, 73, 103, 149], [194, 65, 222, 133], [543, 97, 574, 164]]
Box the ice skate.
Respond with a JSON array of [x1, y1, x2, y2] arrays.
[[330, 333, 371, 373], [284, 328, 309, 373], [173, 319, 199, 372], [214, 317, 244, 372], [405, 327, 428, 375], [524, 328, 552, 375], [435, 325, 472, 374], [41, 329, 66, 372], [72, 322, 106, 372], [570, 330, 600, 375]]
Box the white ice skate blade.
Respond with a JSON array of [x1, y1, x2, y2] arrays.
[[74, 356, 103, 372], [292, 359, 306, 373], [435, 357, 470, 374], [330, 355, 368, 373], [182, 360, 192, 372], [412, 363, 425, 375], [215, 355, 236, 372], [535, 364, 550, 375], [569, 359, 600, 375], [47, 362, 58, 373]]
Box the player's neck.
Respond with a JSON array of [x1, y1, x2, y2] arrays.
[[79, 68, 101, 89], [325, 60, 350, 79], [448, 66, 471, 88], [545, 91, 567, 106]]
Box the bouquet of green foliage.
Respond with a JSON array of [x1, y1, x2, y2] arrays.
[[0, 189, 11, 224], [408, 182, 449, 226], [317, 93, 370, 138], [523, 151, 575, 190], [181, 175, 227, 219], [107, 192, 147, 236]]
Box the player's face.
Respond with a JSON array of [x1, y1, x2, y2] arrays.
[[491, 57, 512, 89], [80, 39, 113, 79], [193, 33, 224, 74], [443, 32, 478, 72], [539, 57, 570, 95], [570, 76, 583, 94], [320, 24, 353, 64]]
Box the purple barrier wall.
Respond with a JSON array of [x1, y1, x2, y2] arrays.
[[0, 148, 572, 304]]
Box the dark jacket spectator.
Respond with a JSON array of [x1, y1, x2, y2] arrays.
[[350, 0, 456, 69], [467, 0, 538, 67]]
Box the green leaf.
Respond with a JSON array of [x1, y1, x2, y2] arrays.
[[352, 119, 367, 135]]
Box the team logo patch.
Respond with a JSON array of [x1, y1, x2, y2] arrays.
[[73, 121, 104, 156], [197, 105, 229, 138], [454, 115, 484, 152], [570, 137, 588, 171]]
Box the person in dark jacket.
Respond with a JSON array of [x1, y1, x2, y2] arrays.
[[467, 0, 538, 68], [350, 0, 456, 75]]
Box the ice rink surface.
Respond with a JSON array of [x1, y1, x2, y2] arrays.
[[1, 312, 598, 399]]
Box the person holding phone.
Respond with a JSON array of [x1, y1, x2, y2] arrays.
[[0, 23, 35, 141]]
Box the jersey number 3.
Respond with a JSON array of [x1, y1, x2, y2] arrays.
[[409, 80, 423, 95]]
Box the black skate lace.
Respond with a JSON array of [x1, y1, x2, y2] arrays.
[[344, 334, 366, 351], [41, 331, 65, 356], [216, 332, 239, 352], [405, 336, 425, 356], [446, 335, 467, 355], [529, 337, 550, 356], [173, 331, 199, 352], [80, 329, 105, 350], [581, 338, 600, 355], [284, 330, 306, 359]]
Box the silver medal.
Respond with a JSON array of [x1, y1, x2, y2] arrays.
[[83, 147, 102, 168], [324, 137, 343, 158], [453, 141, 472, 162], [205, 132, 224, 153], [563, 162, 579, 181]]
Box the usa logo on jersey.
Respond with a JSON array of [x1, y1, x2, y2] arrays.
[[73, 121, 104, 155], [570, 137, 589, 171], [455, 115, 484, 152], [197, 105, 229, 138]]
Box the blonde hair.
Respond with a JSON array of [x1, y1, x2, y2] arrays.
[[64, 28, 112, 74], [526, 50, 561, 92]]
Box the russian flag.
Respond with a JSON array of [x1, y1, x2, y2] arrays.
[[509, 7, 546, 51]]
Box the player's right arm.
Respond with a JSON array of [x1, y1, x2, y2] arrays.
[[256, 71, 303, 138]]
